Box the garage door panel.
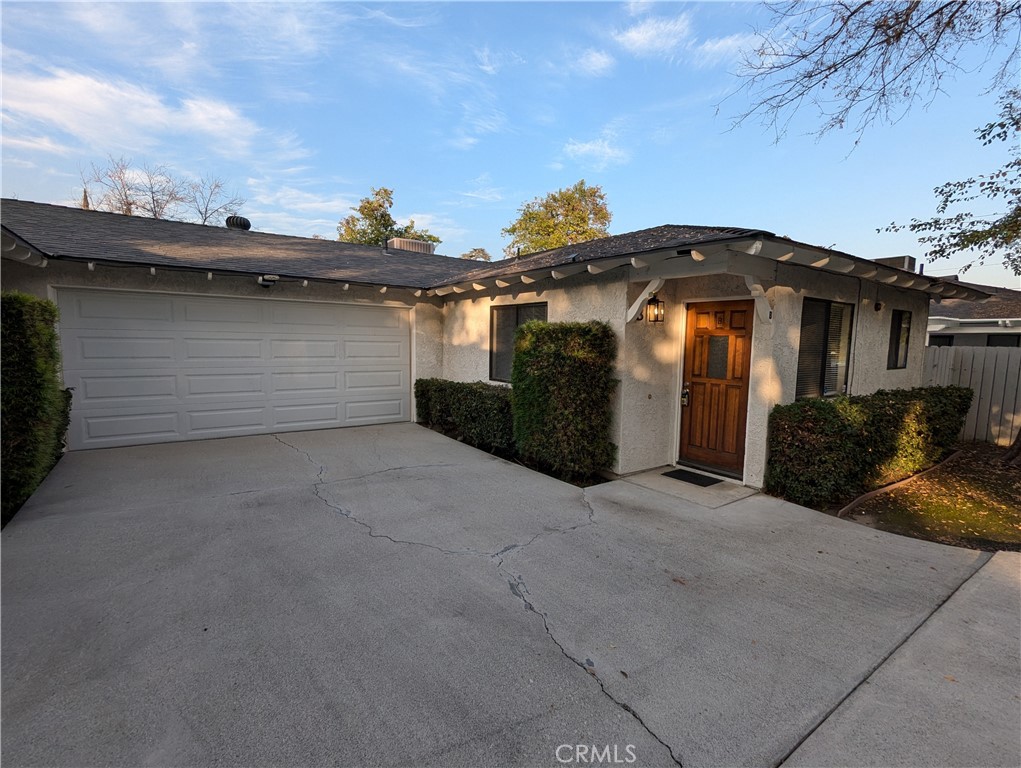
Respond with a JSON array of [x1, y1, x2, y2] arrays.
[[273, 402, 341, 427], [269, 303, 341, 327], [343, 369, 405, 392], [339, 305, 406, 329], [80, 411, 181, 442], [185, 372, 267, 397], [345, 398, 405, 422], [343, 339, 405, 361], [74, 294, 175, 324], [58, 290, 411, 448], [74, 336, 176, 363], [269, 339, 339, 360], [270, 371, 340, 395], [184, 338, 265, 360], [182, 300, 263, 325], [188, 407, 268, 433], [78, 374, 179, 403]]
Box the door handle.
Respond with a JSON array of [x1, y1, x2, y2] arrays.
[[681, 383, 690, 407]]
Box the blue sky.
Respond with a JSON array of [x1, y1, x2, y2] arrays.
[[2, 1, 1017, 288]]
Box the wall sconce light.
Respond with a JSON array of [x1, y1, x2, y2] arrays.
[[645, 294, 665, 324]]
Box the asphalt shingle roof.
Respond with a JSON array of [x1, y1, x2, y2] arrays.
[[1, 199, 473, 289], [930, 279, 1021, 319], [452, 224, 769, 283]]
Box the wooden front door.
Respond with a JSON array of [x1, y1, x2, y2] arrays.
[[679, 300, 755, 476]]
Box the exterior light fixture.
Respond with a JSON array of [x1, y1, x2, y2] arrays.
[[645, 294, 665, 324]]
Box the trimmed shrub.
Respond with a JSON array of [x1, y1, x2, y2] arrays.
[[511, 320, 618, 480], [765, 385, 973, 508], [1, 291, 73, 526], [415, 378, 513, 452]]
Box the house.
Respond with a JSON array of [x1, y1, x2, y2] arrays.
[[1, 199, 988, 488], [926, 278, 1021, 347]]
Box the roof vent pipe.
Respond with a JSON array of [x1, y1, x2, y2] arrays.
[[226, 215, 251, 231]]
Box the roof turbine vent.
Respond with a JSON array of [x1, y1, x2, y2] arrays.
[[226, 215, 251, 231]]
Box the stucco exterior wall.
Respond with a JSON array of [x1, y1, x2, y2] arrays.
[[440, 271, 629, 472], [770, 263, 930, 400]]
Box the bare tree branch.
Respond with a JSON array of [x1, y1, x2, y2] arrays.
[[77, 157, 245, 226], [184, 175, 246, 225], [736, 1, 1021, 142]]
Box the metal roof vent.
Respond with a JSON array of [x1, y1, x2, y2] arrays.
[[225, 215, 251, 231], [386, 237, 436, 255]]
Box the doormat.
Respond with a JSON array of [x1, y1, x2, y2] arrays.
[[662, 468, 723, 487]]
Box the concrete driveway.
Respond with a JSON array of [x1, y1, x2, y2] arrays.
[[3, 424, 1018, 768]]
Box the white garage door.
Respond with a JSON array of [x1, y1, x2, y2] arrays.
[[57, 289, 411, 450]]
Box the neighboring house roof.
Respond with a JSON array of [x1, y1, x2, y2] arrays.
[[0, 199, 471, 289], [928, 278, 1021, 321]]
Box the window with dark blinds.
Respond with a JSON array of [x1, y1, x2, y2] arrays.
[[489, 303, 547, 382], [887, 309, 912, 369], [795, 298, 854, 399]]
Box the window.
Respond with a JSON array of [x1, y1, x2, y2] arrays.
[[490, 303, 547, 382], [796, 298, 853, 399], [987, 334, 1020, 348], [887, 310, 912, 369], [928, 334, 954, 347]]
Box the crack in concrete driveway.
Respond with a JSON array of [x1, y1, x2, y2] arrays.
[[3, 424, 1017, 768]]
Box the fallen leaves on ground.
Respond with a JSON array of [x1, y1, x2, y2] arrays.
[[853, 443, 1021, 551]]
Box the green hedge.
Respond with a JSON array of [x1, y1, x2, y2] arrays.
[[415, 378, 513, 452], [765, 386, 973, 508], [1, 292, 73, 526], [511, 320, 617, 480]]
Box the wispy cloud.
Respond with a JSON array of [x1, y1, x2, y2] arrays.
[[0, 63, 306, 166], [614, 14, 692, 58], [626, 0, 656, 16], [459, 173, 504, 203], [563, 126, 631, 171], [692, 32, 760, 68], [405, 212, 469, 245], [572, 49, 615, 77]]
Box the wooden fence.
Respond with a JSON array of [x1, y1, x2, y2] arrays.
[[923, 346, 1021, 446]]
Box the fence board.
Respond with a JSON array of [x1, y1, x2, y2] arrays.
[[924, 346, 1021, 446]]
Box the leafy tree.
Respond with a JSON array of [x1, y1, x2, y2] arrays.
[[738, 1, 1021, 275], [460, 247, 492, 261], [337, 187, 440, 246], [79, 156, 244, 225], [885, 90, 1020, 276], [501, 180, 611, 257]]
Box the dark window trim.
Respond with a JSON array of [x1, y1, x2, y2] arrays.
[[887, 309, 912, 369], [489, 302, 548, 383]]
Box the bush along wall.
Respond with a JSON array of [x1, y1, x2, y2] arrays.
[[511, 320, 618, 481], [765, 385, 973, 508], [1, 291, 74, 526], [415, 378, 513, 453]]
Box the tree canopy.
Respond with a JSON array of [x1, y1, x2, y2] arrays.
[[738, 1, 1021, 274], [337, 187, 440, 246], [460, 247, 492, 261], [501, 180, 611, 258]]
